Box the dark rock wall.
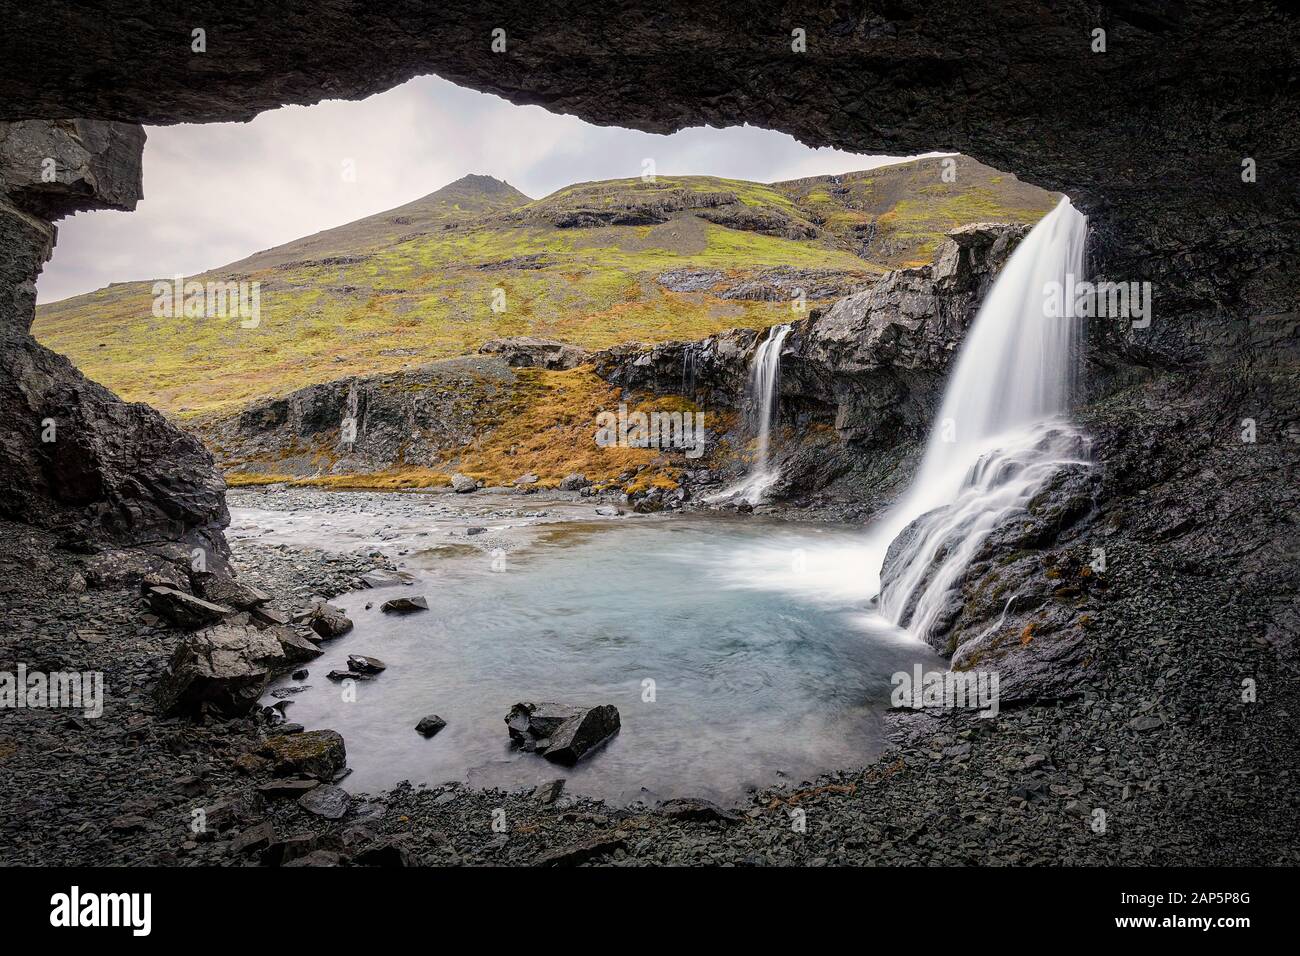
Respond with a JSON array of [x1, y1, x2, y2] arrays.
[[3, 2, 1295, 367], [0, 120, 229, 548]]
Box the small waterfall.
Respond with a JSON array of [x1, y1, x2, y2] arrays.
[[681, 342, 700, 399], [869, 197, 1090, 638], [720, 323, 792, 504]]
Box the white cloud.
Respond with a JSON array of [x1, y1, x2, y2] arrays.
[[39, 75, 928, 303]]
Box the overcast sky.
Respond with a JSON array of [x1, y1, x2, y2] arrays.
[[39, 75, 926, 303]]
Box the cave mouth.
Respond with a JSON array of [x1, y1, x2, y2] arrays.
[[4, 5, 1298, 875]]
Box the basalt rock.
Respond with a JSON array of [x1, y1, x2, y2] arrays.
[[259, 730, 347, 781], [1, 119, 230, 551], [154, 622, 287, 718], [505, 701, 621, 764], [146, 586, 231, 630], [479, 336, 589, 370]]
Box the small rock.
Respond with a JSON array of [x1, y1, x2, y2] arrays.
[[347, 654, 387, 674], [381, 596, 429, 614], [415, 714, 447, 737], [657, 798, 740, 823], [309, 602, 353, 639]]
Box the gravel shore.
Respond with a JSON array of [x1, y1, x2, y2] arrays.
[[2, 486, 1297, 867]]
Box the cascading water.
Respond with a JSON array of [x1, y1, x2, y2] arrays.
[[870, 196, 1091, 637], [717, 323, 792, 503], [717, 198, 1090, 646]]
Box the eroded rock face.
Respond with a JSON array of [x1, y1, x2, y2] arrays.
[[592, 223, 1030, 507], [0, 119, 230, 549], [3, 3, 1293, 369]]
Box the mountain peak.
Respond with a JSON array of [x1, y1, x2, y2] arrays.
[[425, 174, 529, 205]]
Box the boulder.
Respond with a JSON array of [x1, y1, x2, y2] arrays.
[[298, 784, 351, 820], [542, 704, 622, 765], [559, 473, 589, 491], [146, 586, 230, 630], [197, 573, 272, 610], [360, 569, 416, 588], [259, 730, 347, 781], [347, 654, 386, 674], [381, 595, 428, 614], [656, 797, 740, 823], [154, 623, 286, 717], [271, 626, 324, 664], [505, 701, 620, 764], [450, 473, 477, 494], [308, 602, 353, 639], [414, 714, 446, 737]]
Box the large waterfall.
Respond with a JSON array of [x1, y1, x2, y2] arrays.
[[870, 197, 1090, 636], [716, 198, 1091, 643]]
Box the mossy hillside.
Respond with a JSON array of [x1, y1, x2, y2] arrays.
[[33, 159, 1056, 417]]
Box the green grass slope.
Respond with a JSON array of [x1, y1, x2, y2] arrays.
[[34, 156, 1055, 417]]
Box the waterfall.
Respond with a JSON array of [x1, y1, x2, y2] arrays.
[[868, 197, 1091, 637], [681, 343, 700, 399], [717, 323, 792, 504]]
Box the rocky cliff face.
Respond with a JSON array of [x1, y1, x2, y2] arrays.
[[0, 121, 228, 549], [593, 222, 1030, 510]]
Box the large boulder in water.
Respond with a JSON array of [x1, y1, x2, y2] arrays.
[[505, 701, 620, 764]]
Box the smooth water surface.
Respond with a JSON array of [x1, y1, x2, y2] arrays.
[[257, 513, 942, 804]]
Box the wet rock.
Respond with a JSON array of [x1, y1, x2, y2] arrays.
[[154, 623, 285, 717], [326, 669, 373, 681], [451, 473, 477, 494], [543, 705, 621, 765], [347, 654, 387, 674], [259, 730, 347, 781], [381, 595, 428, 614], [298, 784, 351, 820], [257, 778, 320, 798], [534, 779, 566, 805], [506, 701, 620, 764], [146, 586, 231, 630], [251, 605, 292, 627], [308, 602, 353, 639], [271, 626, 324, 664], [360, 569, 415, 588], [415, 714, 447, 737]]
